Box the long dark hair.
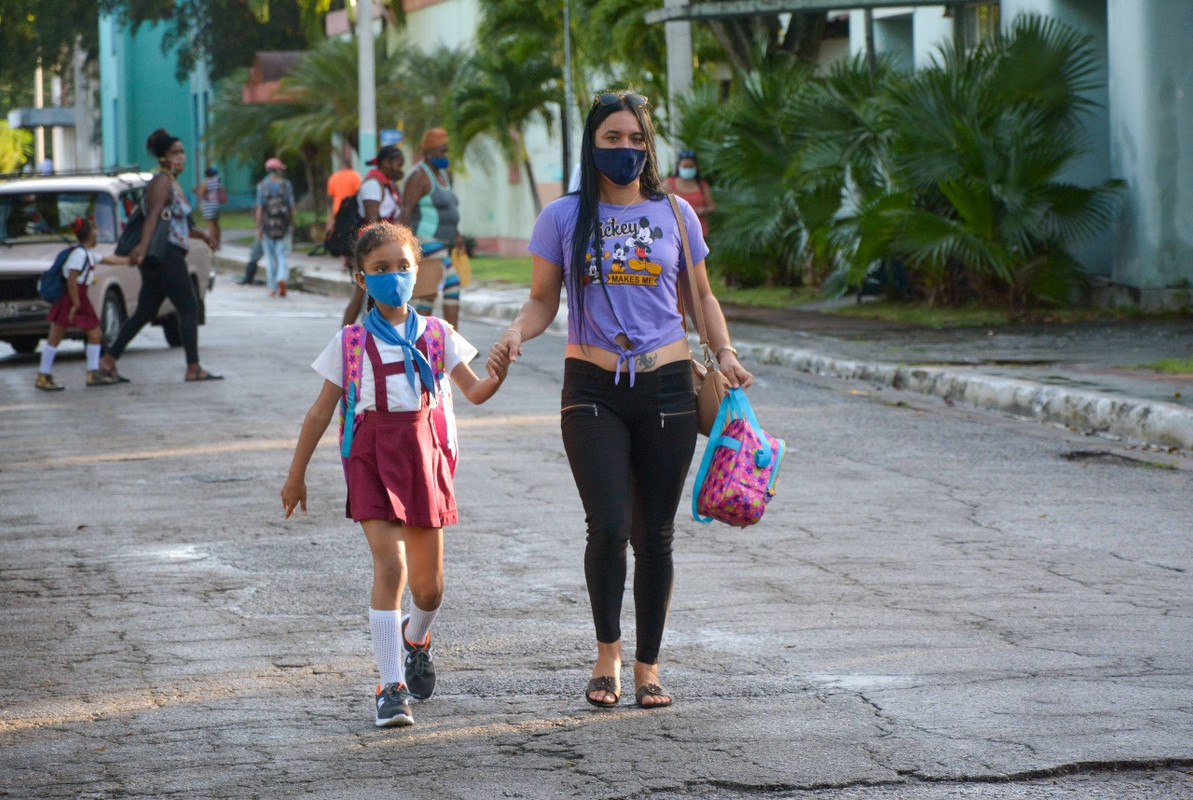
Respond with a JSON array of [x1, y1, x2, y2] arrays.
[[567, 93, 665, 339]]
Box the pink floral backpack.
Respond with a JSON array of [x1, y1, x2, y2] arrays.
[[338, 319, 458, 474], [692, 387, 785, 527]]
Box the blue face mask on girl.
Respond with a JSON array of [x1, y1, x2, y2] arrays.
[[363, 270, 415, 308], [593, 147, 647, 186]]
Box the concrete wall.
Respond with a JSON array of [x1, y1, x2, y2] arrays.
[[1003, 0, 1113, 277], [404, 0, 546, 253], [1104, 0, 1193, 296]]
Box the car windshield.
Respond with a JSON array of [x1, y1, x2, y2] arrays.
[[0, 191, 118, 244]]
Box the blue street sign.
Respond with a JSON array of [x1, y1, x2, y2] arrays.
[[380, 129, 403, 145]]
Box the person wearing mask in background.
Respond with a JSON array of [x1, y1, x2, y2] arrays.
[[341, 144, 405, 326], [400, 128, 463, 329], [255, 157, 296, 298], [664, 150, 715, 238]]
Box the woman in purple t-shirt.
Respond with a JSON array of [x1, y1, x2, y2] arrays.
[[489, 91, 753, 710]]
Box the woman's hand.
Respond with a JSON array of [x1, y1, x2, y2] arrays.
[[128, 242, 146, 267], [491, 328, 523, 367], [281, 476, 307, 519], [718, 351, 754, 389]]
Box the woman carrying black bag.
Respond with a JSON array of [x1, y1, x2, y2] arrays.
[[99, 129, 221, 382]]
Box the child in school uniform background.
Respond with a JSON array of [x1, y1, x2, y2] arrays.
[[281, 221, 508, 728], [35, 217, 129, 391]]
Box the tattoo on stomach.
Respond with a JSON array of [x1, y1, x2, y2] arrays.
[[634, 352, 658, 371]]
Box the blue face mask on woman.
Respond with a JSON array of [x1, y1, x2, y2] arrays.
[[430, 156, 450, 170], [363, 270, 415, 308], [678, 166, 697, 180], [593, 147, 647, 186]]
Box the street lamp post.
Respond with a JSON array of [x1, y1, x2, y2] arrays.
[[562, 0, 574, 189], [357, 0, 377, 170]]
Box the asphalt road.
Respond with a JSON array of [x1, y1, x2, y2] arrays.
[[2, 284, 1191, 799]]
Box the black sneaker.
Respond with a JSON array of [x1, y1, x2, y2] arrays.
[[374, 682, 414, 727], [401, 615, 437, 700]]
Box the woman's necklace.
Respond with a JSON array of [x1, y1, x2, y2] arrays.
[[602, 190, 641, 219]]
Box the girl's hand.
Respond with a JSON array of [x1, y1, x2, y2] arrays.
[[718, 352, 754, 389], [486, 348, 509, 383], [281, 476, 307, 519], [491, 329, 522, 365]]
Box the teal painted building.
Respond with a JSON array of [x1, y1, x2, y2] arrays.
[[97, 15, 253, 209]]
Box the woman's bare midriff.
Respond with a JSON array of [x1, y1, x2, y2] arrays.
[[564, 339, 692, 373]]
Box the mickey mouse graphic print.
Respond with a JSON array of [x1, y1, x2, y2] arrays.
[[528, 194, 708, 358]]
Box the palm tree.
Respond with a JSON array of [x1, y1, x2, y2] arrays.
[[392, 45, 468, 153], [868, 14, 1123, 308], [449, 42, 558, 214]]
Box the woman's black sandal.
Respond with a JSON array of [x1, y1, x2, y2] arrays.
[[634, 683, 672, 708], [585, 676, 620, 708]]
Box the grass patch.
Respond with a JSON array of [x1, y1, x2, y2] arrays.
[[469, 256, 534, 284], [1133, 357, 1193, 373], [833, 299, 1192, 329], [833, 301, 1014, 328]]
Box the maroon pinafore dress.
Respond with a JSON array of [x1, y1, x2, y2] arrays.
[[343, 334, 457, 527]]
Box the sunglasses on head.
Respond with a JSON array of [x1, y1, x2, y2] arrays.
[[678, 149, 697, 159], [593, 92, 649, 110]]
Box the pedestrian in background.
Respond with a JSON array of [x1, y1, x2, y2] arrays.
[[281, 221, 508, 727], [325, 155, 362, 241], [341, 144, 404, 326], [100, 128, 220, 383], [401, 128, 463, 328], [255, 157, 295, 298], [665, 149, 715, 237], [35, 217, 129, 391], [195, 166, 226, 250], [488, 90, 753, 710]]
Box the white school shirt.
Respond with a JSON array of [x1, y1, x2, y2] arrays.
[[310, 317, 477, 414], [356, 176, 400, 222], [61, 247, 99, 286]]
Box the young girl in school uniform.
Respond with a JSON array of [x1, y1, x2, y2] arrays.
[[35, 217, 129, 391], [281, 221, 507, 728]]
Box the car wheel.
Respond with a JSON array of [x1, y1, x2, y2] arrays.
[[162, 313, 183, 347], [101, 289, 127, 351], [8, 336, 40, 355]]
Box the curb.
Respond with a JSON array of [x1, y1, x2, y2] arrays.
[[211, 252, 1193, 452], [738, 343, 1193, 452]]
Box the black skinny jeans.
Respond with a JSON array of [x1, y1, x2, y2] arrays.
[[560, 358, 698, 664], [108, 244, 200, 365]]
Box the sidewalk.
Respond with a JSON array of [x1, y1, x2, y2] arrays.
[[214, 232, 1193, 453]]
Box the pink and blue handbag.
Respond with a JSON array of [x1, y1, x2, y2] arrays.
[[692, 387, 785, 527]]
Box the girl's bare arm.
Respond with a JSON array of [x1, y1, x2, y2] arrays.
[[281, 380, 342, 518]]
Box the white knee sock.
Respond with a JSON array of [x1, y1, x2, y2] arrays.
[[404, 604, 438, 647], [39, 345, 57, 374], [86, 344, 101, 371], [369, 608, 404, 686]]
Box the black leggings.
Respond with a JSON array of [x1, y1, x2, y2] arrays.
[[108, 244, 200, 365], [560, 358, 698, 664]]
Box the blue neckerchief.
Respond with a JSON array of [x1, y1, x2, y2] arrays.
[[362, 306, 438, 397]]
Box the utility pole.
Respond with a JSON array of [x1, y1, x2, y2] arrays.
[[357, 0, 377, 171], [561, 0, 573, 189], [663, 0, 693, 136]]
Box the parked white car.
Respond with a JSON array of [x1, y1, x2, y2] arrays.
[[0, 171, 214, 354]]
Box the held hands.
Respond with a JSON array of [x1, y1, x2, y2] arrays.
[[280, 476, 307, 519], [489, 329, 522, 374]]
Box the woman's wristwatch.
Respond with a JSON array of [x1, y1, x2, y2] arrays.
[[715, 344, 738, 360]]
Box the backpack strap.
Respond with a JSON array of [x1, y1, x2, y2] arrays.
[[421, 317, 459, 475], [339, 324, 366, 458]]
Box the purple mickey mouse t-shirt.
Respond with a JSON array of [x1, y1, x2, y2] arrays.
[[527, 194, 709, 382]]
